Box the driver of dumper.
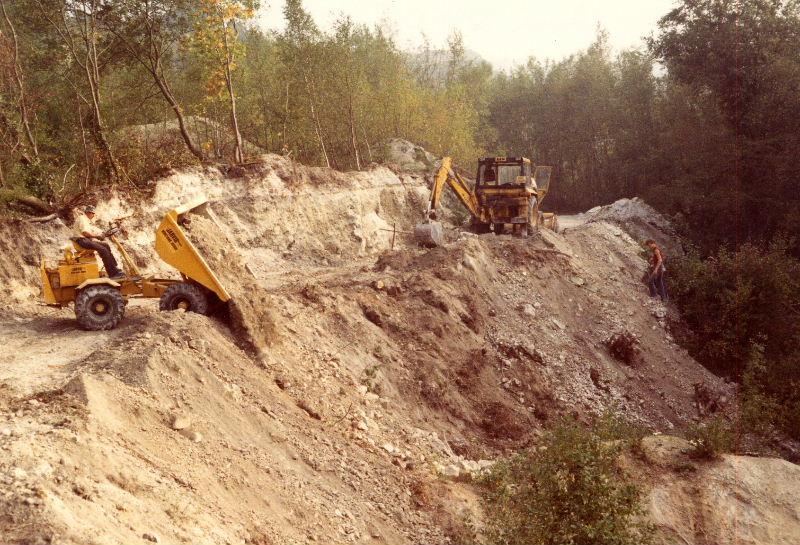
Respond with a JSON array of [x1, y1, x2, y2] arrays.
[[73, 206, 124, 279]]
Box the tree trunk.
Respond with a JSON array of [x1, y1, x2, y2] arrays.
[[152, 71, 206, 161], [222, 22, 244, 164], [362, 125, 373, 163], [282, 82, 290, 150], [0, 189, 53, 214], [0, 0, 38, 159], [304, 73, 330, 169], [346, 73, 361, 170]]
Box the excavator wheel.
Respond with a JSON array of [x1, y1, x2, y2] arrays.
[[75, 285, 126, 331], [160, 282, 210, 315]]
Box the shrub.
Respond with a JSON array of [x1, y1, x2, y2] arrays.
[[687, 417, 733, 460], [604, 332, 642, 366], [480, 419, 653, 545], [671, 241, 800, 441], [741, 344, 800, 440], [670, 240, 800, 377]]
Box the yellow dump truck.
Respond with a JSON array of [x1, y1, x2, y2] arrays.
[[40, 200, 230, 330]]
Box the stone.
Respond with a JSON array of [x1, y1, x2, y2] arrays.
[[0, 428, 11, 437], [521, 304, 536, 318], [570, 275, 586, 287], [441, 464, 461, 478], [171, 415, 191, 431], [142, 533, 160, 543], [11, 467, 27, 481]]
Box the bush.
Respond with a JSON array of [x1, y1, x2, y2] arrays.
[[687, 417, 733, 460], [670, 240, 800, 377], [604, 332, 642, 366], [741, 344, 800, 440], [480, 418, 653, 545], [671, 241, 800, 441]]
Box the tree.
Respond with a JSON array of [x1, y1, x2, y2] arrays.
[[280, 0, 329, 167], [192, 0, 259, 164], [33, 0, 122, 180], [0, 0, 38, 163], [107, 0, 206, 161]]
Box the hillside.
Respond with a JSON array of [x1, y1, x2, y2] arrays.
[[0, 155, 798, 545]]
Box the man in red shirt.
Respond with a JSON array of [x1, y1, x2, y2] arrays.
[[645, 239, 668, 300]]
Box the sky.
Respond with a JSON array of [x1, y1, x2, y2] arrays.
[[258, 0, 679, 70]]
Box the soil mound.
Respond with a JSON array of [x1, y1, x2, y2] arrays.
[[583, 197, 681, 256]]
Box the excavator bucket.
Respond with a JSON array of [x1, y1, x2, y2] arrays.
[[154, 199, 231, 302], [415, 221, 444, 247]]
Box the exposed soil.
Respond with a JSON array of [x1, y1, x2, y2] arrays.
[[0, 154, 797, 545]]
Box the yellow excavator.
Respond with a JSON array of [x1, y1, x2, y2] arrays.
[[40, 200, 230, 330], [415, 156, 557, 246]]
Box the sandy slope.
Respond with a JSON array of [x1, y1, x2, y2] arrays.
[[0, 156, 797, 545]]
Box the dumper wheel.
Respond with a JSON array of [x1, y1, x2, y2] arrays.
[[75, 285, 125, 331], [159, 282, 209, 315]]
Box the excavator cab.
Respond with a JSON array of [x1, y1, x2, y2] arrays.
[[477, 157, 534, 189]]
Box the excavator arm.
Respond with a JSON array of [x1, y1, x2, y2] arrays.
[[416, 157, 481, 247], [426, 157, 480, 220]]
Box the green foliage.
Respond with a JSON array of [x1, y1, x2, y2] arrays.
[[671, 243, 800, 440], [742, 344, 800, 440], [670, 241, 800, 377], [480, 418, 653, 545], [687, 417, 734, 460]]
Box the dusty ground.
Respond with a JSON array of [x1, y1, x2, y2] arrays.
[[0, 155, 797, 544]]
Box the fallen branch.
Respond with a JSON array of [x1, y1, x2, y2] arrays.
[[27, 212, 58, 223], [0, 189, 54, 214]]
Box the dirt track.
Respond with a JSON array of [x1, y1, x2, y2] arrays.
[[1, 156, 797, 545]]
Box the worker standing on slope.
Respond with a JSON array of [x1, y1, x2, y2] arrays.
[[645, 239, 667, 301], [72, 206, 125, 279]]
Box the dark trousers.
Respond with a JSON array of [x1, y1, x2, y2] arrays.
[[648, 268, 668, 300], [75, 238, 122, 276]]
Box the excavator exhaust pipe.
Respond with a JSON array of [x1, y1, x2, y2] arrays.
[[414, 221, 444, 247]]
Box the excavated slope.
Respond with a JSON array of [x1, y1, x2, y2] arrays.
[[0, 155, 798, 545]]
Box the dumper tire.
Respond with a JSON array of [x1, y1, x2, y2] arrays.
[[75, 285, 126, 331], [159, 282, 209, 315]]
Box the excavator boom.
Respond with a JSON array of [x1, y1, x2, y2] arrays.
[[416, 157, 482, 247], [427, 157, 480, 219]]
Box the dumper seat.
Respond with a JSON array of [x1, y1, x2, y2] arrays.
[[64, 241, 98, 263]]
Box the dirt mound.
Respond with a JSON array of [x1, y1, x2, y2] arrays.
[[582, 197, 681, 256], [184, 211, 277, 356]]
